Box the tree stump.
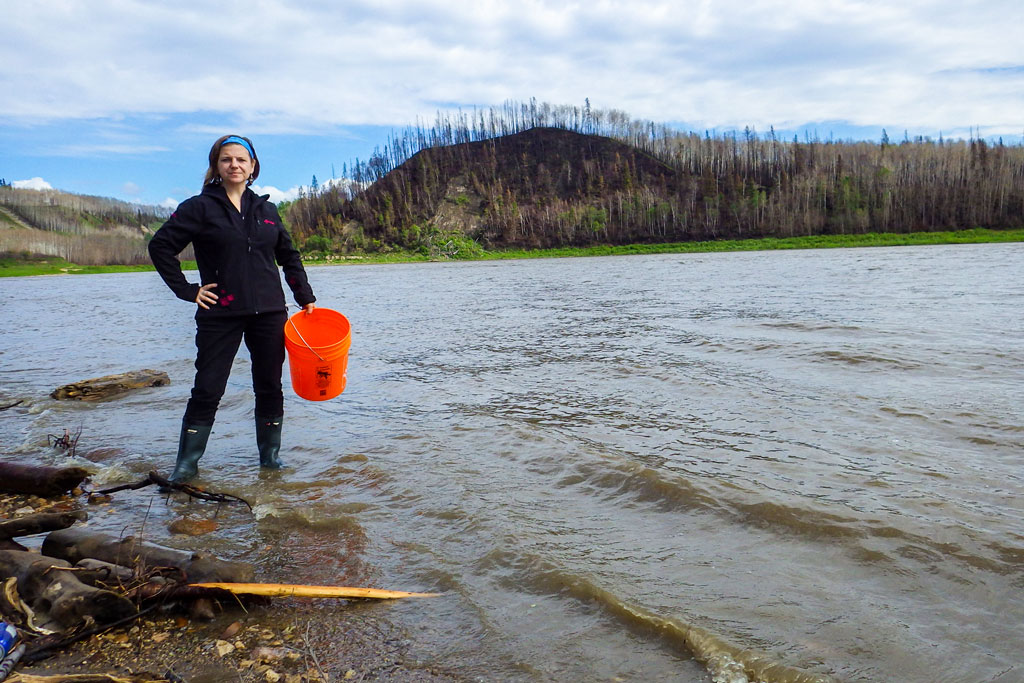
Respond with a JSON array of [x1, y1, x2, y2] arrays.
[[50, 370, 170, 401]]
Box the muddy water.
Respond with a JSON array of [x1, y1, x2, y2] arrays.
[[1, 244, 1022, 682]]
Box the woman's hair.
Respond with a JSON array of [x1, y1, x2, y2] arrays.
[[203, 135, 260, 187]]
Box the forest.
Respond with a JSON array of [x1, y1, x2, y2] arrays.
[[283, 100, 1024, 255], [0, 185, 166, 265], [3, 100, 1022, 266]]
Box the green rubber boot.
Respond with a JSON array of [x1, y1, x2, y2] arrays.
[[256, 416, 285, 469], [168, 423, 212, 484]]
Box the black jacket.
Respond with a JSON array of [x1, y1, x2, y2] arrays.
[[149, 184, 315, 317]]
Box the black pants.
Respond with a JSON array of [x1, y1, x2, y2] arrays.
[[183, 311, 288, 426]]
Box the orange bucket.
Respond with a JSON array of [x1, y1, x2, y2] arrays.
[[284, 308, 351, 401]]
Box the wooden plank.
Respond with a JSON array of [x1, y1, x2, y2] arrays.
[[188, 582, 442, 599]]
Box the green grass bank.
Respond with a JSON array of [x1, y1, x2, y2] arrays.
[[3, 228, 1022, 277]]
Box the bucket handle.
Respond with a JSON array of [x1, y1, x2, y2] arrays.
[[287, 315, 326, 362]]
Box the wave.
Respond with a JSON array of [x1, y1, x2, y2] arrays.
[[760, 322, 866, 334], [478, 547, 837, 683], [809, 350, 919, 369], [554, 459, 1024, 579]]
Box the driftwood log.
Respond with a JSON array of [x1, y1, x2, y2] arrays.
[[0, 464, 89, 497], [0, 550, 136, 630], [0, 511, 88, 552], [41, 528, 252, 584], [50, 370, 170, 402], [70, 559, 136, 589], [0, 512, 88, 541]]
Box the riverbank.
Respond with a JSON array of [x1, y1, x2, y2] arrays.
[[3, 227, 1022, 277], [0, 489, 461, 682]]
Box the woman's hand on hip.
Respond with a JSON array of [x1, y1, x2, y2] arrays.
[[196, 283, 219, 310]]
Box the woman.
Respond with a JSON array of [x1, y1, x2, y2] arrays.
[[149, 135, 316, 483]]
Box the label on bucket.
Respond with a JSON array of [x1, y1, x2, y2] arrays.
[[316, 365, 332, 397]]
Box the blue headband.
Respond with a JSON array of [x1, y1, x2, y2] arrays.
[[221, 136, 255, 159]]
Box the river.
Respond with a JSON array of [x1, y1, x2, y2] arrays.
[[1, 244, 1022, 682]]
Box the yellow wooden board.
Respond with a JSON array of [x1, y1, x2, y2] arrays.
[[189, 582, 441, 599]]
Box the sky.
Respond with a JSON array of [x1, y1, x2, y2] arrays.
[[2, 0, 1023, 208]]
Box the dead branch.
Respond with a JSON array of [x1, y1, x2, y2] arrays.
[[92, 472, 252, 510], [47, 426, 82, 458], [0, 400, 23, 411], [125, 582, 235, 603]]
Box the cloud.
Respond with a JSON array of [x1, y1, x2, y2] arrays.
[[253, 177, 350, 204], [122, 181, 141, 196], [12, 177, 53, 190], [251, 184, 305, 204], [2, 0, 1023, 136], [54, 144, 171, 157], [159, 197, 179, 210]]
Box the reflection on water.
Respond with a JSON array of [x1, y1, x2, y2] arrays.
[[2, 244, 1023, 682]]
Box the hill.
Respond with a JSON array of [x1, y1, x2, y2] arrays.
[[284, 102, 1024, 256], [0, 185, 167, 265], [289, 127, 689, 252]]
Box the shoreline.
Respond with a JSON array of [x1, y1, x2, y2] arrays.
[[0, 489, 462, 682], [2, 227, 1022, 277]]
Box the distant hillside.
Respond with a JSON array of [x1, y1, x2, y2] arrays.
[[0, 186, 168, 265], [284, 101, 1024, 255]]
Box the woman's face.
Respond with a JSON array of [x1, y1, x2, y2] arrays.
[[217, 143, 255, 187]]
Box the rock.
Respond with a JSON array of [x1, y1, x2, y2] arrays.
[[253, 645, 286, 663], [167, 516, 220, 536]]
